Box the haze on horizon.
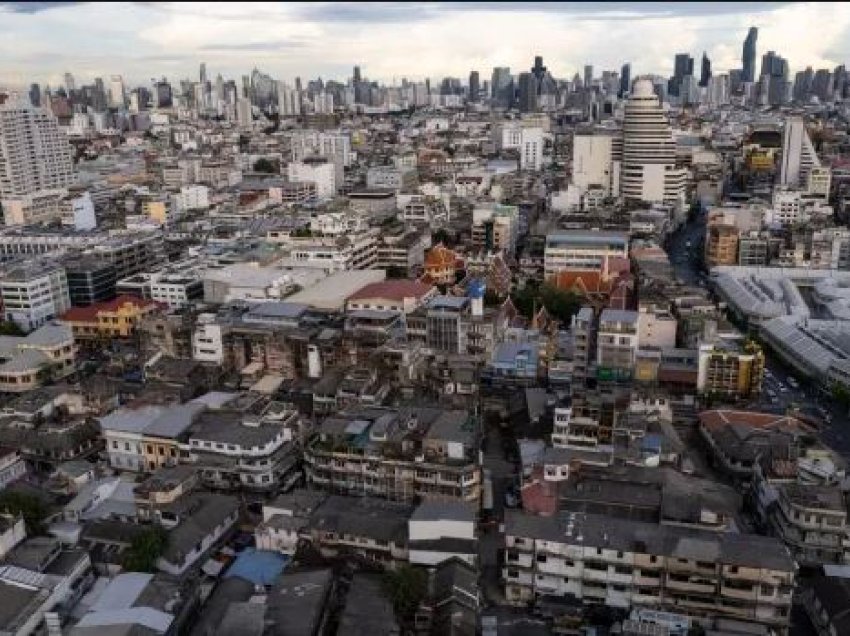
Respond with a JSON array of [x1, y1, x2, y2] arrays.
[[1, 1, 849, 88]]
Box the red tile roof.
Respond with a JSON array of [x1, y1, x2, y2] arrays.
[[347, 280, 434, 302], [60, 295, 163, 322]]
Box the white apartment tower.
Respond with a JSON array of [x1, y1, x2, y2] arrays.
[[0, 99, 76, 225], [109, 75, 126, 109], [620, 78, 687, 206], [780, 117, 821, 188], [571, 132, 617, 196]]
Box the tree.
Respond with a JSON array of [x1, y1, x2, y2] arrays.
[[382, 564, 427, 625], [510, 282, 581, 325], [432, 228, 455, 248], [252, 158, 278, 174], [122, 525, 169, 572], [0, 491, 50, 534], [0, 321, 24, 336], [832, 382, 850, 406]]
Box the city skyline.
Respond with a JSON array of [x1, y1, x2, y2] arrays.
[[1, 1, 850, 88]]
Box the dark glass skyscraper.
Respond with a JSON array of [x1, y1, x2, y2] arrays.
[[517, 72, 537, 112], [619, 63, 631, 97], [742, 27, 758, 83], [468, 71, 480, 102], [700, 52, 712, 87]]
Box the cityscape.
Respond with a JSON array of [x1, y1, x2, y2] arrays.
[[3, 1, 850, 635]]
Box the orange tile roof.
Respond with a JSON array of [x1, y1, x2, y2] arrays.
[[60, 295, 163, 322]]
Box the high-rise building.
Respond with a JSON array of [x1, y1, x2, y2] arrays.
[[0, 99, 76, 225], [669, 53, 694, 96], [93, 77, 107, 112], [700, 52, 712, 87], [200, 62, 207, 84], [468, 71, 480, 102], [517, 72, 537, 113], [491, 67, 512, 106], [742, 26, 758, 83], [155, 80, 172, 108], [708, 74, 730, 106], [620, 78, 687, 206], [28, 83, 40, 107], [619, 63, 631, 98], [780, 117, 821, 188], [760, 50, 790, 105], [353, 66, 361, 84], [63, 72, 75, 94], [583, 64, 593, 89], [531, 56, 547, 88], [108, 75, 126, 109], [812, 69, 833, 101]]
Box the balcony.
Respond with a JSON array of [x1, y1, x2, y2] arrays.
[[665, 577, 716, 595], [721, 576, 764, 596]]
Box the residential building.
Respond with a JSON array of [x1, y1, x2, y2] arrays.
[[780, 117, 821, 188], [0, 99, 75, 226], [572, 131, 617, 197], [0, 261, 70, 331], [304, 407, 480, 503], [471, 203, 519, 255], [286, 157, 336, 201], [697, 341, 764, 400], [503, 510, 795, 634]]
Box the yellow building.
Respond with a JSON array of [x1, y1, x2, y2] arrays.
[[697, 341, 765, 400], [143, 199, 168, 224], [60, 295, 162, 341]]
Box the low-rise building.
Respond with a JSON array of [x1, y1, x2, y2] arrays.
[[0, 323, 76, 393], [59, 295, 161, 341]]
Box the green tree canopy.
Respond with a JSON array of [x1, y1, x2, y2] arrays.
[[382, 564, 428, 624], [511, 282, 581, 325], [0, 321, 25, 336], [0, 491, 50, 534], [122, 525, 169, 572], [252, 158, 278, 174]]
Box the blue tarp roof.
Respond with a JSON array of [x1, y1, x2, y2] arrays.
[[225, 548, 289, 586]]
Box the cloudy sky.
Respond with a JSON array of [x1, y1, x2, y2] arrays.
[[1, 2, 849, 89]]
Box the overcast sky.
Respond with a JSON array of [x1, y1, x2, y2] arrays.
[[1, 2, 849, 89]]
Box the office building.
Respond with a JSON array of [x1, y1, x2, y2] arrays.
[[544, 231, 629, 276], [743, 26, 758, 83], [468, 70, 480, 102], [620, 79, 687, 205], [584, 65, 593, 89], [517, 73, 537, 112], [700, 52, 712, 87], [108, 74, 126, 108], [0, 99, 76, 225], [669, 53, 694, 96], [619, 63, 631, 97]]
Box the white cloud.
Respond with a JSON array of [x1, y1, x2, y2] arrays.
[[0, 1, 848, 88]]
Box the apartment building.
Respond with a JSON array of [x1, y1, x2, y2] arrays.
[[304, 407, 480, 503], [503, 510, 795, 634], [0, 261, 70, 331], [697, 341, 765, 400], [766, 482, 849, 566], [705, 222, 739, 267], [471, 203, 519, 255], [287, 157, 337, 201]]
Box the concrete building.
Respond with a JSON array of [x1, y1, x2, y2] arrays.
[[503, 510, 795, 634], [697, 341, 765, 400], [620, 79, 687, 206], [780, 117, 820, 188], [471, 203, 519, 255], [572, 132, 617, 197], [544, 231, 629, 276], [0, 99, 75, 226], [0, 261, 70, 331], [287, 157, 336, 201]]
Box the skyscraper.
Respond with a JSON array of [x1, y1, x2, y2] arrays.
[[742, 27, 758, 83], [468, 71, 480, 102], [760, 50, 790, 105], [28, 83, 40, 107], [700, 52, 712, 87], [63, 72, 75, 94], [584, 65, 593, 89], [670, 53, 694, 96], [517, 72, 537, 113], [620, 78, 686, 205], [532, 56, 547, 86], [200, 62, 207, 85], [0, 98, 76, 225], [353, 66, 361, 84], [491, 67, 512, 106], [93, 77, 107, 112], [619, 63, 631, 98], [108, 75, 126, 109]]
